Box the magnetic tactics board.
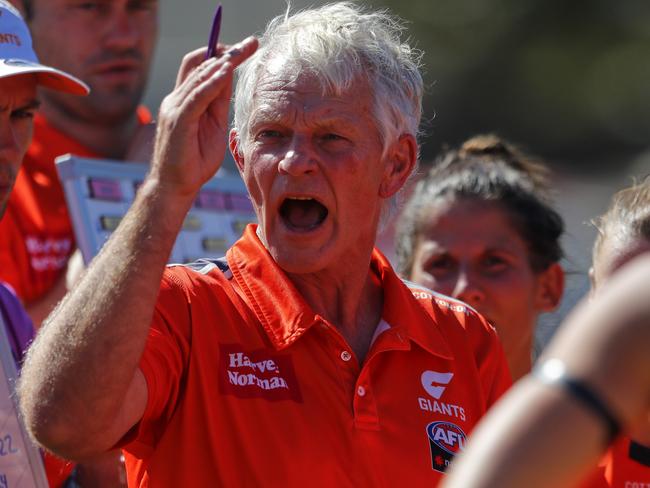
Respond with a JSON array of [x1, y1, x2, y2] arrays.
[[0, 313, 48, 488], [55, 155, 257, 264]]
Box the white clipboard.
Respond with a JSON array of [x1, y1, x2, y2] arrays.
[[0, 313, 48, 488], [56, 155, 257, 264]]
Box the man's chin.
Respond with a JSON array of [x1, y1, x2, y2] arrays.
[[87, 90, 141, 121], [83, 82, 145, 119]]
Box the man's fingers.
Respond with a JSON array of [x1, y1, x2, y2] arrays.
[[171, 36, 258, 121], [175, 47, 208, 88], [221, 36, 259, 69], [177, 62, 234, 123], [172, 57, 221, 105], [174, 36, 258, 89]]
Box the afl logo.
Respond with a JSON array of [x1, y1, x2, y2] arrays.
[[425, 421, 467, 473]]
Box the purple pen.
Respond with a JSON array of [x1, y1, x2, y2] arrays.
[[205, 4, 223, 60]]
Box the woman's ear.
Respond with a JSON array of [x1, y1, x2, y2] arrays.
[[379, 134, 417, 198], [535, 262, 565, 312]]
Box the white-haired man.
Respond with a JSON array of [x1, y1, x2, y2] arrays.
[[19, 3, 512, 485]]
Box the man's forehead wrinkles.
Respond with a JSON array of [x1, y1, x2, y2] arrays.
[[250, 102, 360, 128], [250, 103, 291, 123]]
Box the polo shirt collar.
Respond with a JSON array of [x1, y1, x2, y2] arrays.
[[371, 249, 453, 360], [227, 225, 452, 360], [227, 225, 317, 350]]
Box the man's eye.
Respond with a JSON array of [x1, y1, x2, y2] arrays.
[[257, 130, 282, 139], [322, 133, 344, 141], [74, 2, 109, 13], [129, 0, 157, 11], [12, 109, 35, 120]]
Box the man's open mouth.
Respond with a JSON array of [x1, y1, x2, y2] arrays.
[[279, 197, 328, 232]]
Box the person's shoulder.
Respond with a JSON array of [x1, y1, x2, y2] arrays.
[[402, 279, 491, 331], [0, 282, 35, 348], [0, 282, 21, 309], [401, 279, 508, 393], [162, 257, 233, 293]]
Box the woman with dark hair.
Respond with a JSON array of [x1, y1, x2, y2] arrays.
[[441, 179, 650, 488], [396, 135, 565, 380]]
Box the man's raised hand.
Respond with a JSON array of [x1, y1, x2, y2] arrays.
[[151, 37, 258, 199]]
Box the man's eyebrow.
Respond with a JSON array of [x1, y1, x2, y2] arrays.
[[22, 99, 42, 111], [3, 99, 42, 113]]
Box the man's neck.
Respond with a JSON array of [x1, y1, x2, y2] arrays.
[[39, 102, 139, 160], [288, 254, 384, 364]]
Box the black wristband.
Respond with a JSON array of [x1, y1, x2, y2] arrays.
[[534, 359, 621, 446]]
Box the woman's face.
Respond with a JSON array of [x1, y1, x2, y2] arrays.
[[408, 198, 563, 359]]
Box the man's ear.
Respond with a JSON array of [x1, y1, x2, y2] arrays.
[[379, 133, 417, 198], [229, 129, 245, 175], [535, 262, 565, 312]]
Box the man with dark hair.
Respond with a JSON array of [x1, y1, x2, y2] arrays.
[[0, 0, 158, 326], [0, 2, 89, 485]]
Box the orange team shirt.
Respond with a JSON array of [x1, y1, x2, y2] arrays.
[[581, 436, 650, 488], [122, 224, 512, 487], [0, 108, 152, 305]]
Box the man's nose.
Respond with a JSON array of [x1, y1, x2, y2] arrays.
[[278, 139, 318, 176], [103, 9, 140, 51], [451, 269, 486, 306]]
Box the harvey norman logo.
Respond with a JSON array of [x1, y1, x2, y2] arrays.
[[218, 344, 302, 402]]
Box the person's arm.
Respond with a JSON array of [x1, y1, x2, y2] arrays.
[[24, 270, 68, 328], [26, 120, 158, 328], [442, 253, 650, 488], [17, 38, 258, 461]]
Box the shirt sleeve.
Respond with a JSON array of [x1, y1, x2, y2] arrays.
[[469, 314, 513, 408], [0, 283, 35, 368], [120, 269, 194, 457]]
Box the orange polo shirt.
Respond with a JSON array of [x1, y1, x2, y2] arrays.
[[581, 436, 650, 487], [0, 109, 151, 305], [123, 225, 512, 487]]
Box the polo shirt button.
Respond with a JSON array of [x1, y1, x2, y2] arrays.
[[357, 386, 366, 397], [340, 351, 352, 362]]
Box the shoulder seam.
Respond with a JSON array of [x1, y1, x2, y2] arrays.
[[168, 257, 232, 279], [401, 278, 479, 316]]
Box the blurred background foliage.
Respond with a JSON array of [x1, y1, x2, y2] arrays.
[[372, 0, 650, 173]]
